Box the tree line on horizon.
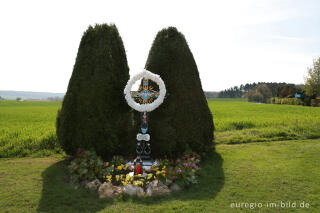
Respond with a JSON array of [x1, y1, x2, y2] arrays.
[[215, 57, 320, 106], [217, 82, 303, 98]]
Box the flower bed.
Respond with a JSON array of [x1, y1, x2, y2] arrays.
[[67, 149, 201, 198]]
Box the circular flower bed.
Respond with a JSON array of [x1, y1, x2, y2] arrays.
[[67, 149, 201, 198]]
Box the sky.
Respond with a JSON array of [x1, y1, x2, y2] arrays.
[[0, 0, 320, 93]]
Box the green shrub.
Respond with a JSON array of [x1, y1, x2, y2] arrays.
[[170, 153, 201, 187], [144, 27, 214, 158], [56, 24, 134, 160], [248, 90, 264, 103], [273, 97, 303, 105], [247, 84, 272, 103], [311, 98, 320, 107], [68, 149, 105, 183]]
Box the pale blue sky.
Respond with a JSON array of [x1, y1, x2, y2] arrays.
[[0, 0, 319, 93]]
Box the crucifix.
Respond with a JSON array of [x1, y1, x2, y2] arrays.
[[130, 79, 159, 160], [124, 69, 166, 172]]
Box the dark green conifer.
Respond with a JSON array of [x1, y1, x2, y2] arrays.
[[144, 27, 214, 158], [56, 24, 134, 160]]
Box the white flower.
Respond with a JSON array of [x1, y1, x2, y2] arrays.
[[124, 69, 166, 112]]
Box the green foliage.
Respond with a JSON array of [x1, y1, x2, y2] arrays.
[[68, 149, 105, 183], [247, 90, 264, 103], [247, 84, 272, 103], [311, 98, 320, 107], [144, 27, 214, 158], [56, 24, 134, 160], [168, 153, 201, 188], [277, 84, 299, 98], [305, 57, 320, 97], [271, 97, 303, 105]]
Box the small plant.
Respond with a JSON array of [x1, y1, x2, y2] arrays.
[[68, 149, 202, 190], [165, 153, 201, 188], [68, 149, 104, 184]]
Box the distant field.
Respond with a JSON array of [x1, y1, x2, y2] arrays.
[[0, 101, 62, 157], [1, 99, 320, 157], [209, 98, 320, 144]]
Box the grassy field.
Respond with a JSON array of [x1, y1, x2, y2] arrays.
[[1, 99, 320, 212], [0, 101, 62, 158], [1, 99, 320, 157], [0, 139, 319, 212], [209, 98, 320, 144]]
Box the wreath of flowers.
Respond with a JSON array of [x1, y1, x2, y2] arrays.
[[124, 69, 166, 112]]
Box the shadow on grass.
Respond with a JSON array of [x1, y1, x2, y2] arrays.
[[37, 161, 111, 213], [124, 151, 225, 205]]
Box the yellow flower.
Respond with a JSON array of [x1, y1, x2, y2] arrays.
[[106, 175, 112, 182], [117, 165, 124, 171], [162, 165, 166, 169], [133, 180, 143, 186], [124, 165, 128, 170], [115, 175, 120, 181], [151, 165, 158, 171], [156, 171, 161, 175], [147, 173, 153, 180]]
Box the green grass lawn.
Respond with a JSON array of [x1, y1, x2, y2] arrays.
[[209, 98, 320, 144], [0, 139, 319, 212], [1, 99, 320, 212]]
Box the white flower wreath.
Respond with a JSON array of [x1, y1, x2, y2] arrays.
[[124, 69, 166, 112]]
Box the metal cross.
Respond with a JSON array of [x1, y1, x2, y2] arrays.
[[130, 79, 159, 159]]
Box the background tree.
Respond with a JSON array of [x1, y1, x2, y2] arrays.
[[144, 27, 214, 158], [247, 84, 272, 103], [305, 57, 320, 97], [56, 24, 134, 160]]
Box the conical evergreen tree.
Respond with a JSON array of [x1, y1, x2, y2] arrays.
[[144, 27, 214, 158], [56, 24, 134, 160]]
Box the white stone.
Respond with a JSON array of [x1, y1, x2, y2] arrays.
[[122, 184, 145, 197], [98, 183, 122, 199], [146, 180, 170, 197], [85, 179, 101, 191]]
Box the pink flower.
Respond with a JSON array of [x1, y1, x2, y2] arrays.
[[183, 163, 189, 168], [190, 157, 195, 162], [177, 169, 182, 174], [66, 156, 73, 161], [191, 163, 197, 168]]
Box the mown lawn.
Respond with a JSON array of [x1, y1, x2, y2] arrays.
[[0, 139, 319, 212]]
